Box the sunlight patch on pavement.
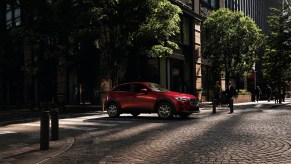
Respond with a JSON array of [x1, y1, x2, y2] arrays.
[[0, 131, 17, 135]]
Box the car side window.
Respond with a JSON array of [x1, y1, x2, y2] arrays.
[[113, 84, 131, 92], [132, 84, 149, 93]]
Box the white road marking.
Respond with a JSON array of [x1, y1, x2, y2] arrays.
[[0, 131, 17, 135]]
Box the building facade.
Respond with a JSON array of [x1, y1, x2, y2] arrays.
[[0, 0, 210, 108]]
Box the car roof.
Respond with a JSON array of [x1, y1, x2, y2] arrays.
[[115, 82, 150, 86]]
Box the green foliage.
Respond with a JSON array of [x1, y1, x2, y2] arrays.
[[134, 0, 182, 58], [93, 0, 181, 82], [202, 8, 264, 82], [237, 89, 251, 95], [6, 0, 182, 88], [262, 3, 291, 84]]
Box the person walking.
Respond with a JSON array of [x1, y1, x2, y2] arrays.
[[213, 81, 221, 106], [281, 87, 286, 102], [255, 86, 262, 102], [266, 85, 272, 102], [273, 87, 279, 104], [225, 81, 236, 113]]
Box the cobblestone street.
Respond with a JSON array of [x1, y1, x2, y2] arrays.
[[43, 104, 291, 164]]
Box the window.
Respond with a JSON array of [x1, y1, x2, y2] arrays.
[[211, 0, 217, 8], [6, 1, 21, 28], [113, 84, 131, 92], [6, 5, 12, 28], [202, 0, 218, 9], [132, 84, 148, 93], [14, 7, 21, 26]]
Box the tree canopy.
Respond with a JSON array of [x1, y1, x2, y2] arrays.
[[92, 0, 182, 82], [262, 3, 291, 86], [202, 8, 264, 84], [5, 0, 182, 96]]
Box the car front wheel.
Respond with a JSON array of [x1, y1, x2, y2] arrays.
[[157, 102, 174, 119], [107, 102, 120, 118]]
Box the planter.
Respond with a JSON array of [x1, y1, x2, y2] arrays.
[[233, 94, 251, 103]]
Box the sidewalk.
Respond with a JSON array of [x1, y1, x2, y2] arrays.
[[200, 98, 291, 110], [0, 98, 290, 163], [0, 110, 105, 164]]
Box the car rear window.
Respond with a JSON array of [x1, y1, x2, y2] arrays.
[[148, 83, 168, 92]]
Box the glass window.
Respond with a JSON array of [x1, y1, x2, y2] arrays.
[[14, 8, 20, 17], [133, 84, 148, 93], [148, 83, 167, 92], [6, 6, 12, 27], [145, 59, 160, 83], [14, 8, 21, 26], [6, 1, 21, 28], [6, 11, 12, 21], [113, 84, 131, 92], [211, 0, 217, 8]]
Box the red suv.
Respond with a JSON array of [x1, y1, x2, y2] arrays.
[[105, 82, 199, 119]]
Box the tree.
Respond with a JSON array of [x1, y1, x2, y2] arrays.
[[262, 2, 291, 90], [93, 0, 182, 83], [202, 8, 264, 85], [4, 0, 181, 106]]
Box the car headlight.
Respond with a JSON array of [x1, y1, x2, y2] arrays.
[[175, 97, 190, 101]]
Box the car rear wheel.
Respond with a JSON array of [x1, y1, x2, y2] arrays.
[[107, 102, 120, 118], [157, 102, 174, 119]]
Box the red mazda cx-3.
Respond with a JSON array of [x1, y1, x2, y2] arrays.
[[105, 82, 199, 119]]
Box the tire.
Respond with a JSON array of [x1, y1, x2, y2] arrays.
[[131, 112, 140, 118], [107, 102, 120, 118], [157, 102, 174, 119], [178, 113, 191, 118]]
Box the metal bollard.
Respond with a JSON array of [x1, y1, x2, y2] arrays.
[[51, 110, 59, 141], [212, 99, 216, 114], [40, 111, 50, 150], [229, 98, 234, 113]]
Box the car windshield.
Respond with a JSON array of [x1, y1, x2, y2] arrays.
[[148, 83, 168, 92]]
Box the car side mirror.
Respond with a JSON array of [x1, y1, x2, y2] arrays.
[[140, 88, 148, 94]]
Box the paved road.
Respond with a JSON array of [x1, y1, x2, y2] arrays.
[[1, 100, 290, 164], [41, 103, 291, 164]]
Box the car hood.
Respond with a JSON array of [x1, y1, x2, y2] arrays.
[[162, 91, 196, 98]]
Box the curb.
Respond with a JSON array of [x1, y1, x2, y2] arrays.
[[36, 138, 75, 164]]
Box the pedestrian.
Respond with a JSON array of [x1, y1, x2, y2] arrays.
[[266, 85, 272, 102], [225, 81, 236, 113], [255, 86, 262, 102], [73, 85, 79, 104], [281, 87, 286, 102], [273, 87, 279, 103], [80, 83, 86, 104], [213, 81, 221, 106]]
